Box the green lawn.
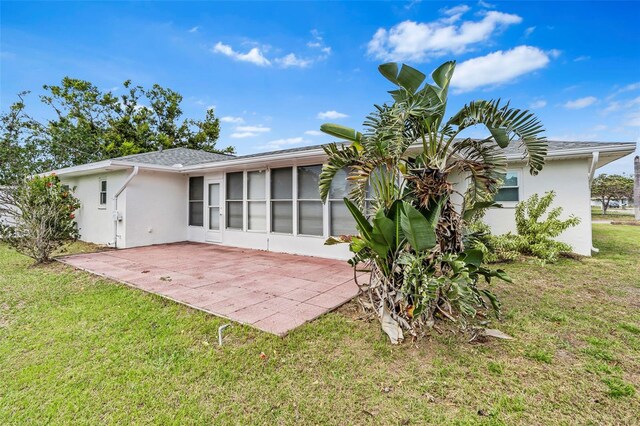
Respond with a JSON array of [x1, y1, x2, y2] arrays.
[[1, 225, 639, 425], [591, 206, 638, 223]]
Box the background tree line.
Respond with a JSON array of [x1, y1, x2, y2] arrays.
[[0, 78, 234, 184]]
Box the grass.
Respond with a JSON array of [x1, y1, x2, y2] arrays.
[[591, 206, 638, 223], [1, 224, 639, 424]]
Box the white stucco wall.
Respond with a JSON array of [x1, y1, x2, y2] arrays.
[[122, 170, 188, 248], [480, 158, 592, 256], [61, 156, 594, 258], [61, 170, 129, 246]]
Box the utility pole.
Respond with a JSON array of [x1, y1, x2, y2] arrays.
[[635, 156, 640, 221]]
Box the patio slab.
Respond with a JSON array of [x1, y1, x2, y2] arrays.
[[58, 242, 363, 336]]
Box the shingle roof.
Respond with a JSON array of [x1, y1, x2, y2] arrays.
[[115, 147, 234, 166], [502, 140, 636, 157], [112, 141, 635, 168], [228, 140, 636, 161]]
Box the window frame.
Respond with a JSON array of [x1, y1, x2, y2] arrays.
[[98, 178, 107, 209], [296, 164, 324, 237], [246, 169, 267, 232], [328, 167, 358, 236], [225, 171, 244, 230], [270, 167, 294, 235], [188, 176, 205, 227], [494, 169, 522, 206]]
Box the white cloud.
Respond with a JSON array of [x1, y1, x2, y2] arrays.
[[189, 26, 200, 33], [230, 132, 259, 139], [220, 116, 244, 123], [563, 96, 597, 109], [547, 49, 562, 59], [478, 0, 496, 8], [442, 5, 471, 16], [235, 125, 271, 133], [305, 130, 323, 136], [259, 137, 309, 150], [574, 55, 590, 62], [276, 53, 313, 68], [529, 99, 547, 109], [591, 124, 607, 131], [451, 45, 550, 92], [212, 42, 271, 66], [367, 10, 522, 61], [317, 110, 349, 120], [524, 26, 535, 37]]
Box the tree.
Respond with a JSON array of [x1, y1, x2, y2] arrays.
[[591, 174, 633, 214], [0, 92, 48, 184], [319, 61, 547, 342], [1, 78, 234, 181], [0, 174, 81, 263]]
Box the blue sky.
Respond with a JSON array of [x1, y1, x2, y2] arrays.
[[1, 1, 639, 174]]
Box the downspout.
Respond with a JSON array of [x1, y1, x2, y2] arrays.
[[588, 152, 600, 254], [113, 166, 139, 248]]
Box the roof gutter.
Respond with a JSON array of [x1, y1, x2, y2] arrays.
[[588, 151, 600, 185], [112, 166, 139, 248]]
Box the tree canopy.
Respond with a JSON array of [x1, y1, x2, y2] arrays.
[[0, 78, 234, 184], [591, 173, 634, 213]]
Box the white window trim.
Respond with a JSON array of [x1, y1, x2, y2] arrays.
[[225, 171, 244, 231], [495, 169, 523, 208], [188, 176, 205, 227], [296, 164, 324, 238], [269, 167, 294, 235], [98, 178, 107, 209], [246, 169, 267, 233]]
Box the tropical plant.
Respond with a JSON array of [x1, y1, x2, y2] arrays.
[[320, 61, 547, 342], [0, 174, 81, 263], [467, 191, 581, 264], [511, 191, 580, 263]]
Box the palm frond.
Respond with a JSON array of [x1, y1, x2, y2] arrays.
[[448, 137, 507, 206], [446, 100, 547, 175], [319, 143, 361, 202]]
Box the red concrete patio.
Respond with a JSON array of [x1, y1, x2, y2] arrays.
[[58, 243, 362, 336]]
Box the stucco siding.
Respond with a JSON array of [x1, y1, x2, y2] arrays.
[[481, 158, 592, 256], [122, 170, 188, 248], [61, 170, 128, 246]]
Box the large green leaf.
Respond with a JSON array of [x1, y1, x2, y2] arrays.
[[343, 198, 373, 242], [378, 62, 426, 94], [488, 127, 510, 148], [320, 123, 363, 143], [400, 202, 437, 252], [461, 249, 483, 267], [431, 61, 456, 89], [372, 207, 396, 253], [387, 200, 405, 249]]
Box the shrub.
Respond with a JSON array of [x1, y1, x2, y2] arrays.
[[468, 192, 580, 264], [512, 191, 580, 262], [0, 174, 80, 263]]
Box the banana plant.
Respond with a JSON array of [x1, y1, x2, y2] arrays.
[[319, 60, 547, 342]]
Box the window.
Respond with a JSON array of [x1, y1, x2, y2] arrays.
[[99, 179, 107, 206], [189, 177, 204, 226], [271, 167, 293, 233], [297, 165, 323, 236], [329, 168, 357, 236], [494, 171, 520, 202], [247, 170, 266, 231], [226, 172, 244, 229]]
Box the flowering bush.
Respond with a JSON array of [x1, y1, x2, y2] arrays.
[[0, 174, 81, 263]]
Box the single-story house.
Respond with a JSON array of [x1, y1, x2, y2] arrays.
[[49, 140, 636, 259]]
